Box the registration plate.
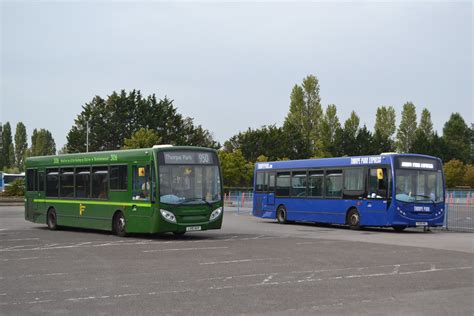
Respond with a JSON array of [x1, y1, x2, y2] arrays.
[[186, 226, 202, 232], [416, 222, 428, 227]]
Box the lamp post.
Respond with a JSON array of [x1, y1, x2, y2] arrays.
[[86, 121, 89, 153]]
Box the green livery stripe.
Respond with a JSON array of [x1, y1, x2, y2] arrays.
[[33, 199, 152, 208]]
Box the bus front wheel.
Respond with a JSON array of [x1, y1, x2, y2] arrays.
[[47, 209, 58, 230], [347, 209, 361, 230], [277, 206, 288, 224], [113, 212, 127, 237]]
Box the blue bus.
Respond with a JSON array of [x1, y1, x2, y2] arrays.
[[252, 154, 445, 231]]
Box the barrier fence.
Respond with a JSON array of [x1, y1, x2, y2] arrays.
[[224, 189, 474, 232], [445, 190, 474, 232], [224, 191, 253, 213]]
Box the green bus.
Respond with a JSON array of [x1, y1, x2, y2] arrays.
[[24, 145, 223, 236]]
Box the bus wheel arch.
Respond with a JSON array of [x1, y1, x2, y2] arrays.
[[112, 210, 127, 237], [276, 204, 288, 224], [346, 207, 361, 230], [46, 207, 58, 230]]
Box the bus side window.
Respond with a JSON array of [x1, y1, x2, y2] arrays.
[[276, 172, 290, 197], [91, 166, 108, 199], [46, 168, 59, 197], [325, 170, 342, 198], [75, 167, 91, 198], [368, 168, 388, 199], [38, 171, 44, 192], [133, 165, 151, 200], [255, 172, 265, 192], [267, 173, 275, 193]]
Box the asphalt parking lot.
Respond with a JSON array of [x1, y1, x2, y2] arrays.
[[0, 205, 473, 315]]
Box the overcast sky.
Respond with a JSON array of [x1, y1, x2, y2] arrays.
[[1, 1, 472, 150]]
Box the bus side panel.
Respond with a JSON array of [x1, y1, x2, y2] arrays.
[[126, 206, 154, 233], [49, 203, 110, 231], [283, 199, 348, 225], [359, 200, 390, 227]]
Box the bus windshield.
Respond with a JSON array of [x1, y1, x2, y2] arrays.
[[159, 165, 221, 205], [395, 169, 444, 203]]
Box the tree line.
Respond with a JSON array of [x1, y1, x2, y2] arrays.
[[1, 76, 472, 188], [0, 122, 56, 173], [221, 75, 472, 188]]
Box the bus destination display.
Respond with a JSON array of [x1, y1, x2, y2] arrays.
[[163, 152, 214, 165]]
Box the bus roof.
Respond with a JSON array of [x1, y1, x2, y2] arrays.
[[255, 153, 442, 171], [25, 146, 217, 168]]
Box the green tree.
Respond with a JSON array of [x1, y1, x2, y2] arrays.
[[14, 122, 28, 171], [463, 164, 474, 188], [442, 113, 471, 163], [373, 106, 396, 153], [443, 159, 466, 188], [2, 122, 14, 169], [396, 102, 417, 153], [412, 108, 435, 155], [284, 75, 323, 156], [218, 150, 253, 188], [66, 90, 218, 153], [225, 125, 297, 162], [355, 125, 374, 155], [4, 178, 25, 196], [30, 129, 56, 156], [123, 128, 161, 149], [339, 111, 360, 156], [320, 104, 341, 157]]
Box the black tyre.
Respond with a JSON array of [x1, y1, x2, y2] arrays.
[[47, 209, 58, 230], [173, 231, 186, 236], [113, 212, 127, 237], [277, 206, 288, 224], [347, 208, 361, 230], [393, 226, 407, 232]]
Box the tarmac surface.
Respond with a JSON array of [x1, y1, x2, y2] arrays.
[[0, 205, 473, 315]]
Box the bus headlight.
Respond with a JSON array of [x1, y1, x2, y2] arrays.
[[160, 209, 177, 223], [210, 207, 222, 222]]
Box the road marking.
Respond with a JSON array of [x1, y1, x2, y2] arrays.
[[0, 238, 40, 242], [0, 257, 40, 262], [206, 265, 473, 290], [15, 272, 67, 279], [200, 258, 273, 265], [143, 246, 228, 253]]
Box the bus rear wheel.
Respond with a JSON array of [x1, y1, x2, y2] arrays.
[[47, 209, 58, 230], [347, 209, 361, 230], [113, 212, 127, 237], [393, 226, 407, 232], [277, 206, 288, 224]]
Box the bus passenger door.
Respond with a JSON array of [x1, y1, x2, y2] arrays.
[[364, 167, 390, 225], [266, 173, 275, 207]]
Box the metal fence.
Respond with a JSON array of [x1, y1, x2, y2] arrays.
[[224, 191, 253, 213]]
